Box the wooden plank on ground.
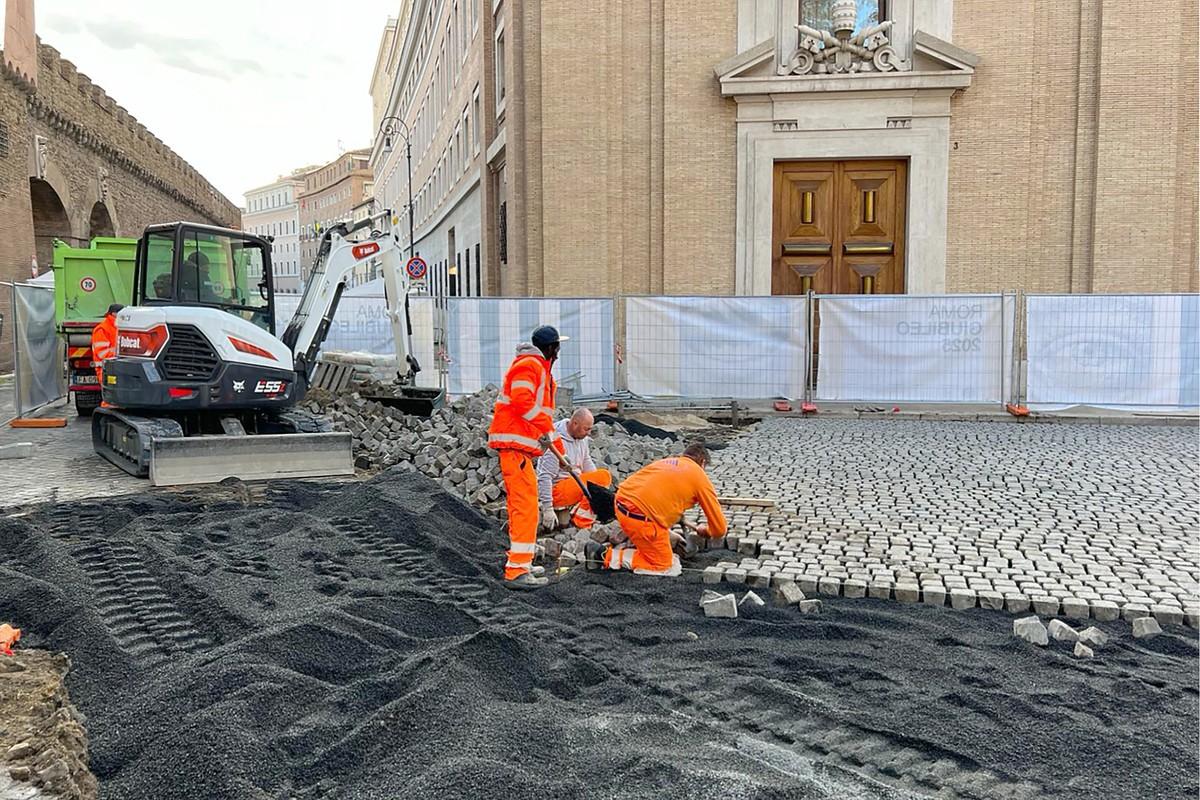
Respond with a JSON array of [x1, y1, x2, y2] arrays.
[[718, 496, 775, 509]]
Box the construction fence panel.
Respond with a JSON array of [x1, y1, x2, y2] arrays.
[[11, 282, 65, 416], [624, 296, 809, 399], [815, 294, 1014, 404], [443, 297, 615, 397], [275, 292, 397, 357], [1025, 293, 1199, 409]]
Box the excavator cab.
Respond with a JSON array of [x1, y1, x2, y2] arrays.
[[134, 223, 276, 334]]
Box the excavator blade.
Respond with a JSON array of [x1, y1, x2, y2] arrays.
[[149, 432, 354, 486]]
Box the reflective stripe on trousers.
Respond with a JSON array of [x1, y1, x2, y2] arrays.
[[500, 450, 540, 580]]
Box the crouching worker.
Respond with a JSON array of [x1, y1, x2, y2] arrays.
[[586, 443, 726, 577], [536, 408, 612, 531]]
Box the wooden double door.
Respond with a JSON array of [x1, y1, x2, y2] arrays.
[[772, 159, 907, 295]]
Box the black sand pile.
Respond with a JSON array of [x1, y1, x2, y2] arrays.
[[1, 472, 1196, 799]]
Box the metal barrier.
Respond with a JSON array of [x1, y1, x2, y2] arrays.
[[272, 288, 1199, 411], [9, 282, 64, 416], [1025, 293, 1199, 409], [813, 294, 1015, 404]]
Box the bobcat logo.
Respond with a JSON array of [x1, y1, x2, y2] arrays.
[[232, 380, 245, 393]]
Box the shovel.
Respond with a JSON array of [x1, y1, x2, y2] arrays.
[[549, 444, 616, 523]]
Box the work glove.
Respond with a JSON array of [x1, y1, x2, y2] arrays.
[[694, 523, 711, 538], [540, 506, 558, 531]]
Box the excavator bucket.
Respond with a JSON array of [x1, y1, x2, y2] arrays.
[[362, 387, 446, 418], [148, 432, 354, 486]]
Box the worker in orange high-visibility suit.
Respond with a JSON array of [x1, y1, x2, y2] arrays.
[[586, 442, 726, 577], [488, 325, 568, 590], [91, 303, 123, 390]]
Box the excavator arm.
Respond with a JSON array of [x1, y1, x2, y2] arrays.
[[280, 210, 424, 388]]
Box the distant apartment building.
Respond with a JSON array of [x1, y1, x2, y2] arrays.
[[370, 0, 484, 300], [241, 169, 308, 294], [298, 149, 374, 281]]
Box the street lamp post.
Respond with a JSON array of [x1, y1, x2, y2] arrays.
[[379, 115, 415, 261]]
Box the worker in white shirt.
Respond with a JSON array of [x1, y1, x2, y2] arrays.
[[537, 408, 612, 531]]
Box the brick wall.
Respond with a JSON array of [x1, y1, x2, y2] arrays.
[[0, 39, 239, 370], [949, 0, 1198, 293], [512, 0, 736, 297]]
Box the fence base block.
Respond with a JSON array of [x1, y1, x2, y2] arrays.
[[801, 402, 818, 414], [10, 417, 67, 428], [1006, 403, 1030, 417]]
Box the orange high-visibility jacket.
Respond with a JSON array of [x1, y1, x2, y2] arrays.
[[91, 313, 118, 363], [488, 344, 565, 457], [616, 456, 728, 535]]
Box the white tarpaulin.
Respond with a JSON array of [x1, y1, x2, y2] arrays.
[[12, 282, 65, 415], [275, 288, 440, 389], [275, 292, 395, 356], [625, 296, 809, 398], [443, 297, 615, 396], [815, 295, 1014, 403], [1026, 294, 1199, 409]]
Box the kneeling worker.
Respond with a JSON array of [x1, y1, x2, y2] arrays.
[[537, 408, 612, 531], [586, 443, 726, 577]]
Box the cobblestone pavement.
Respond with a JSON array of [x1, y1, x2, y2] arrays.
[[0, 392, 146, 510], [693, 417, 1200, 629]]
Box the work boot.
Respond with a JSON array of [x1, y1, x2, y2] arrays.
[[584, 541, 607, 571], [530, 565, 546, 578], [504, 571, 548, 591]]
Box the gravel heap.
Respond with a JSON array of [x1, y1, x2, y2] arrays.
[[304, 384, 674, 519]]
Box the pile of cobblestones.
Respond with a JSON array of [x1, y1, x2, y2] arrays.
[[304, 385, 674, 520]]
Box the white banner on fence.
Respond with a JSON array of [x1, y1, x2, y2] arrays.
[[816, 295, 1014, 403], [625, 296, 809, 398], [1026, 294, 1199, 409], [275, 292, 395, 357], [274, 282, 439, 388], [444, 297, 615, 396]]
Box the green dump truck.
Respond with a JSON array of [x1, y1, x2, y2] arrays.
[[52, 237, 137, 415]]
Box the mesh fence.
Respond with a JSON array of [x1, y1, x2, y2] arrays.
[[1025, 294, 1199, 409], [11, 282, 64, 416]]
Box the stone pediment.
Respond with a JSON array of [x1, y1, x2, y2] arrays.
[[715, 29, 977, 97]]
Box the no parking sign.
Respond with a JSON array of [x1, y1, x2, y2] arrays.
[[405, 256, 427, 281]]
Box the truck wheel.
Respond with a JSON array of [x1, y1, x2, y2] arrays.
[[74, 391, 101, 417]]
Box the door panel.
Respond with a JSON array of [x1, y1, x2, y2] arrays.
[[772, 159, 907, 295]]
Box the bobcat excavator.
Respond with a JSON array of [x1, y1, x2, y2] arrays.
[[93, 210, 442, 485]]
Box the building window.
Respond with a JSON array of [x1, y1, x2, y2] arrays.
[[495, 29, 506, 109], [498, 201, 507, 264], [472, 87, 481, 153], [799, 0, 883, 30]]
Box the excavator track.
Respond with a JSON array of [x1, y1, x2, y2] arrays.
[[92, 408, 185, 478]]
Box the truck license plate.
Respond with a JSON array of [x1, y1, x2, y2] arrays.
[[75, 374, 98, 385]]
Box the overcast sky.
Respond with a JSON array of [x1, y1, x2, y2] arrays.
[[26, 1, 399, 208]]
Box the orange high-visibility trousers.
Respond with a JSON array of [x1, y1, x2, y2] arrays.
[[500, 450, 540, 580], [602, 502, 678, 576], [551, 468, 612, 528]]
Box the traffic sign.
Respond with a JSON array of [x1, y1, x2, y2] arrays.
[[80, 276, 97, 292], [405, 256, 428, 280]]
